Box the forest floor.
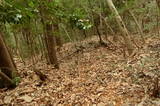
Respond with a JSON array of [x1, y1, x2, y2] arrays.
[[0, 35, 160, 106]]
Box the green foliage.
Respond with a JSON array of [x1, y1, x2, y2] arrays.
[[12, 77, 21, 86], [69, 8, 92, 30], [0, 1, 21, 23], [0, 0, 38, 24], [76, 19, 92, 30], [0, 0, 158, 60]]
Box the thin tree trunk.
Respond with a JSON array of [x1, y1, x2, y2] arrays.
[[54, 24, 63, 47], [22, 27, 36, 64], [128, 10, 145, 43], [38, 0, 59, 68], [83, 30, 87, 38], [45, 24, 59, 69], [88, 0, 105, 44], [106, 0, 134, 55], [156, 0, 160, 36], [55, 36, 63, 47], [95, 24, 104, 44], [0, 70, 15, 88], [0, 32, 17, 78], [124, 1, 145, 43], [0, 32, 17, 87], [13, 31, 25, 65], [156, 0, 160, 10]]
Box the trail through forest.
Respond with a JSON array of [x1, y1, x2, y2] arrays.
[[0, 35, 160, 106]]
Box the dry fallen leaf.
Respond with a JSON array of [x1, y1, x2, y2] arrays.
[[97, 102, 106, 106], [1, 36, 159, 105], [96, 86, 105, 92], [18, 95, 33, 103], [4, 96, 12, 104]]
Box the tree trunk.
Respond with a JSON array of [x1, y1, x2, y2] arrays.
[[156, 0, 160, 36], [39, 2, 59, 67], [0, 32, 17, 87], [45, 24, 59, 69], [156, 0, 160, 10], [54, 24, 63, 47], [55, 36, 63, 47], [0, 70, 15, 88], [128, 10, 145, 43], [88, 0, 105, 44], [106, 0, 134, 55]]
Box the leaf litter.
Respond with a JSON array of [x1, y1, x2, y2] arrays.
[[0, 36, 160, 105]]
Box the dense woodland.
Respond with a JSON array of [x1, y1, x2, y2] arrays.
[[0, 0, 160, 105]]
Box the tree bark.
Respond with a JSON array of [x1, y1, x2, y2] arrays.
[[106, 0, 135, 55], [0, 32, 17, 87], [54, 24, 63, 47], [38, 1, 59, 68], [0, 70, 15, 88], [156, 0, 160, 36], [0, 32, 17, 78], [156, 0, 160, 10], [128, 10, 145, 43], [45, 24, 59, 69]]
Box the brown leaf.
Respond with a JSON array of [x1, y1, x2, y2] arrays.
[[18, 95, 33, 103], [4, 96, 12, 104]]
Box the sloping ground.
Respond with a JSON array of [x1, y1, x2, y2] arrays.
[[0, 36, 160, 106]]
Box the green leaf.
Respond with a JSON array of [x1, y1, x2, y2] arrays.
[[12, 77, 21, 86], [28, 1, 34, 8]]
